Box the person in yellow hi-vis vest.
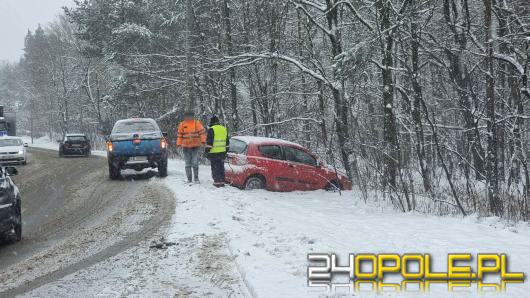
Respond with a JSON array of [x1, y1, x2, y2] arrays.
[[205, 115, 229, 187]]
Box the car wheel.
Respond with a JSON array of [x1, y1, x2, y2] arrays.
[[158, 160, 168, 177], [14, 202, 22, 241], [59, 149, 63, 157], [245, 176, 265, 190], [109, 161, 120, 180], [325, 180, 342, 191]]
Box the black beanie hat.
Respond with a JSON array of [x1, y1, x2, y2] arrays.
[[210, 115, 220, 125]]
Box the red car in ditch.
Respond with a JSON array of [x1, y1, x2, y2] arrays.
[[225, 136, 352, 191]]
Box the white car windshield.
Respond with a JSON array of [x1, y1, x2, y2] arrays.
[[0, 139, 22, 147]]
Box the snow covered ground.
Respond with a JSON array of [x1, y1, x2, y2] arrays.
[[21, 137, 530, 297]]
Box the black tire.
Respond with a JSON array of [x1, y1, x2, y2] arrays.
[[109, 161, 120, 180], [14, 201, 22, 242], [245, 176, 266, 190], [325, 180, 342, 191], [59, 149, 63, 158], [158, 160, 168, 177]]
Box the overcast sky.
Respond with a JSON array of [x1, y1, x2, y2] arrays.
[[0, 0, 74, 63]]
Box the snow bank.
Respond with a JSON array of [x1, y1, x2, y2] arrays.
[[162, 160, 530, 297]]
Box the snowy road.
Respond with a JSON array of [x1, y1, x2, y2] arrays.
[[0, 148, 175, 296]]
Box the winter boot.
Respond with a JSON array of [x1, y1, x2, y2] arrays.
[[193, 167, 199, 183], [213, 181, 225, 188], [185, 167, 193, 183]]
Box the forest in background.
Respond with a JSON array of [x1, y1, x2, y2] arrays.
[[0, 0, 529, 220]]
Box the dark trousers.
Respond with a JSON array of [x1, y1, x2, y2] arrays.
[[209, 153, 226, 183]]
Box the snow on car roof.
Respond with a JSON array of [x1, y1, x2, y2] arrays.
[[65, 133, 86, 137], [116, 118, 156, 123], [233, 136, 302, 147]]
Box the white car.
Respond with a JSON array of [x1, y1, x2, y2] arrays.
[[0, 137, 28, 165]]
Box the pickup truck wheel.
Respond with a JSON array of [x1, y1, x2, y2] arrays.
[[109, 162, 120, 180], [158, 160, 168, 177]]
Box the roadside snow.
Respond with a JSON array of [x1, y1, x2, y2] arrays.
[[22, 137, 530, 297], [21, 136, 59, 151], [160, 160, 530, 298]]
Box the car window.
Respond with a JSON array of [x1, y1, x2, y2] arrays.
[[112, 121, 157, 134], [0, 139, 23, 147], [66, 136, 86, 142], [258, 145, 282, 160], [283, 146, 317, 167], [229, 139, 247, 154]]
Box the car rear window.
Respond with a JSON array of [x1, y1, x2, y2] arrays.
[[113, 121, 156, 134], [66, 136, 86, 142], [283, 146, 317, 167], [258, 145, 282, 160], [229, 139, 247, 154]]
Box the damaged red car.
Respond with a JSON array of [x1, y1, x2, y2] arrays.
[[225, 136, 352, 191]]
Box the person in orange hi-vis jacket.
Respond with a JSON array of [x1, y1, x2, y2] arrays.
[[177, 110, 206, 183]]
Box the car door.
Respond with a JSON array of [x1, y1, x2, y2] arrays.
[[282, 146, 321, 191], [255, 144, 296, 191]]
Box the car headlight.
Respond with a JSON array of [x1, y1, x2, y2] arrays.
[[18, 150, 24, 155]]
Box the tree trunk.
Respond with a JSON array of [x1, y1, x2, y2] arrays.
[[484, 0, 502, 216]]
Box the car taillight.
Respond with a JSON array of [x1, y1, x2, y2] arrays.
[[229, 155, 247, 166], [64, 143, 70, 148], [160, 138, 168, 149], [106, 141, 113, 152], [133, 139, 141, 145]]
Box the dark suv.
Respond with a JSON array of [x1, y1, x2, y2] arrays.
[[0, 166, 21, 242], [58, 134, 91, 157]]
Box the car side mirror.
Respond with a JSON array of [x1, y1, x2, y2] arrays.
[[162, 132, 168, 138], [5, 167, 18, 176], [24, 143, 29, 147]]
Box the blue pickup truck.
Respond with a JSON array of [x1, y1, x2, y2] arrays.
[[106, 118, 168, 179]]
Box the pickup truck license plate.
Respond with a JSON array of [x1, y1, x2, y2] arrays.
[[131, 156, 147, 161]]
